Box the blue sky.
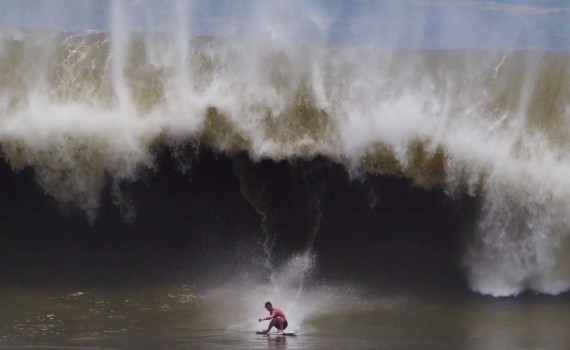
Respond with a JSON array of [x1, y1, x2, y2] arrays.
[[0, 0, 568, 49]]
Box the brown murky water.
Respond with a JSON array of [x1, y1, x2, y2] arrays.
[[1, 285, 569, 350]]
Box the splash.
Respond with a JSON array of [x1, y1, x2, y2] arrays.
[[206, 249, 357, 333]]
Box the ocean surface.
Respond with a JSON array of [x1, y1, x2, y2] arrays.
[[2, 285, 570, 350], [2, 1, 570, 349]]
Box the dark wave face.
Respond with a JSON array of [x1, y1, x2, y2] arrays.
[[2, 1, 570, 347]]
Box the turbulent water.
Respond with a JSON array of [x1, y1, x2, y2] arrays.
[[2, 0, 570, 349], [3, 26, 570, 296]]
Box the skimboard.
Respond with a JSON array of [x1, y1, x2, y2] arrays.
[[256, 331, 297, 336]]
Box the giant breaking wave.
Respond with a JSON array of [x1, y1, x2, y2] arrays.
[[2, 1, 570, 297]]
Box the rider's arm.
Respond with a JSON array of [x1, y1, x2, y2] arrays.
[[259, 310, 275, 321]]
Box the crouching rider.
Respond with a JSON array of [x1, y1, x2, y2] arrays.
[[258, 301, 288, 333]]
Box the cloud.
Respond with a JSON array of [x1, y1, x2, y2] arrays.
[[458, 1, 570, 16]]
